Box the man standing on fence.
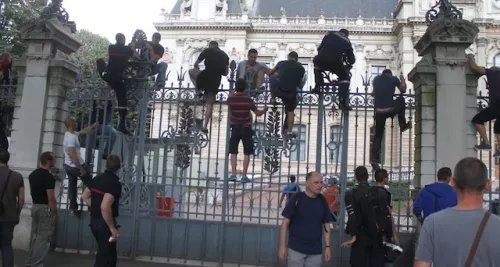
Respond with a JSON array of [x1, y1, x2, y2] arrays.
[[96, 33, 139, 135], [26, 152, 57, 267], [0, 149, 24, 267], [370, 69, 411, 171], [414, 158, 500, 267], [467, 54, 500, 155], [190, 41, 230, 134], [227, 79, 267, 183], [279, 171, 332, 267], [269, 51, 306, 139], [84, 100, 117, 166], [64, 116, 98, 215], [313, 29, 356, 110], [82, 155, 122, 267], [236, 49, 270, 96], [413, 167, 457, 224]]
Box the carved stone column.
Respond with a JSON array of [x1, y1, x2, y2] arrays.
[[409, 17, 479, 187], [10, 11, 81, 249]]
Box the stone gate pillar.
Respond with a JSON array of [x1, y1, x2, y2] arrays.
[[409, 16, 479, 187], [9, 9, 81, 249]]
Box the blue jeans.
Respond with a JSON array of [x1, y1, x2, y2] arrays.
[[154, 62, 168, 83], [85, 125, 117, 164], [64, 164, 91, 211]]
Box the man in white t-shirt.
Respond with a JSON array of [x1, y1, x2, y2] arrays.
[[63, 116, 98, 214]]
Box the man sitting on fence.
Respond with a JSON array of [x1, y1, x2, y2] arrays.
[[370, 69, 411, 171], [269, 51, 306, 140], [467, 54, 500, 155], [236, 49, 270, 96], [189, 41, 230, 134], [96, 33, 138, 134], [313, 29, 356, 110], [227, 79, 268, 183]]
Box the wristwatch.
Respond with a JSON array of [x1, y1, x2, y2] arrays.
[[325, 245, 331, 248]]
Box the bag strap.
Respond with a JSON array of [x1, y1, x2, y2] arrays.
[[0, 170, 12, 201], [464, 211, 491, 267]]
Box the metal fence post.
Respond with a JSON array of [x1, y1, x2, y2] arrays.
[[316, 94, 324, 173], [337, 109, 350, 266]]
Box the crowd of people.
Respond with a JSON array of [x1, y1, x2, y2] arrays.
[[279, 158, 500, 267]]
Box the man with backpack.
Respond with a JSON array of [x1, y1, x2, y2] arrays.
[[342, 166, 392, 267], [413, 167, 457, 223], [279, 175, 302, 208], [279, 171, 333, 267]]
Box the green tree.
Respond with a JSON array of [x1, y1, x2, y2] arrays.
[[72, 29, 110, 78], [0, 0, 48, 57]]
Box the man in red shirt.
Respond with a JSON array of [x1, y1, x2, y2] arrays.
[[227, 79, 267, 183]]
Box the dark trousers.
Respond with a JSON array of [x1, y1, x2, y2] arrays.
[[0, 222, 15, 267], [372, 97, 407, 163], [64, 164, 92, 211], [472, 100, 500, 134], [313, 56, 350, 106], [96, 59, 127, 127], [350, 239, 385, 267], [90, 218, 117, 267]]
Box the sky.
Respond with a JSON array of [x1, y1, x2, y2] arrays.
[[63, 0, 177, 42]]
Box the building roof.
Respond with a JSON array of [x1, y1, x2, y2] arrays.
[[169, 0, 398, 18], [251, 0, 398, 18], [170, 0, 243, 15]]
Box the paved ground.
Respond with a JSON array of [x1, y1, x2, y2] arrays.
[[13, 250, 188, 267]]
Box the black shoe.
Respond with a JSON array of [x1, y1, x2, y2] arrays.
[[371, 161, 381, 171], [401, 122, 412, 133], [117, 125, 132, 135], [311, 87, 321, 95], [340, 103, 352, 111], [96, 58, 107, 77], [475, 142, 492, 151]]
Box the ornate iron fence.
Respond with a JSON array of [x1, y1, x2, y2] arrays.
[[51, 60, 499, 266]]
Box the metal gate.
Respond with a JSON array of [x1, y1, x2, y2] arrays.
[[55, 56, 420, 266]]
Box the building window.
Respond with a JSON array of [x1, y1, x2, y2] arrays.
[[300, 63, 309, 91], [291, 124, 307, 161], [329, 125, 343, 163], [191, 51, 205, 69], [494, 54, 500, 67], [371, 65, 386, 79], [253, 123, 306, 161]]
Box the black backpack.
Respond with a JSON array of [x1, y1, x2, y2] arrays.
[[352, 186, 393, 239], [289, 192, 332, 232]]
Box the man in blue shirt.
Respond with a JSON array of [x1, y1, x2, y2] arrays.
[[371, 69, 411, 170], [279, 175, 302, 208], [413, 167, 457, 223], [279, 171, 332, 267]]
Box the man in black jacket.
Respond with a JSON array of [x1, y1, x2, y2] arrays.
[[313, 29, 356, 110]]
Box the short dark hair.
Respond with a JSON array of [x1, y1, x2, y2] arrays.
[[288, 51, 299, 60], [153, 32, 161, 40], [39, 152, 54, 165], [437, 167, 452, 181], [106, 155, 121, 173], [248, 48, 258, 55], [0, 149, 10, 164], [375, 169, 388, 183], [339, 29, 349, 37], [382, 69, 392, 75], [289, 175, 296, 183], [209, 41, 219, 47], [115, 33, 125, 43], [453, 157, 488, 192], [235, 79, 247, 92], [354, 166, 368, 182]]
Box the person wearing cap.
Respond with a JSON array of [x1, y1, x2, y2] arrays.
[[468, 54, 500, 156]]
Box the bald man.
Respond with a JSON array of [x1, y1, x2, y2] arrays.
[[63, 117, 97, 215]]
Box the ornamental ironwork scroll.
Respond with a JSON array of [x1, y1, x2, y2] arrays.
[[425, 0, 463, 25]]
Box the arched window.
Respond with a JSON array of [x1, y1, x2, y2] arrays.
[[494, 53, 500, 67], [191, 51, 204, 68]]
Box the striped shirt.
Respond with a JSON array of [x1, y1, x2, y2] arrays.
[[227, 93, 256, 127]]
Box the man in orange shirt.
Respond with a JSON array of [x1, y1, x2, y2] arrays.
[[323, 178, 340, 222]]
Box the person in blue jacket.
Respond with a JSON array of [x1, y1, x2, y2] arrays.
[[413, 167, 457, 223]]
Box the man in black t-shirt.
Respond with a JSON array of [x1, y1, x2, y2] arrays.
[[468, 54, 500, 156], [313, 29, 356, 110], [26, 152, 57, 267], [269, 51, 306, 139], [145, 32, 167, 88], [96, 33, 138, 134], [82, 155, 122, 267], [191, 41, 230, 134]]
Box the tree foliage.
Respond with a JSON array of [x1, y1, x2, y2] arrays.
[[71, 29, 110, 78], [0, 0, 48, 57]]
